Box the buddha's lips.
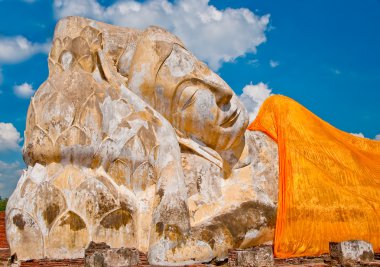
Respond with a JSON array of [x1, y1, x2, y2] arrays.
[[220, 108, 240, 128]]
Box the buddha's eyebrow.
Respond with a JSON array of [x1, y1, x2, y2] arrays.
[[181, 89, 199, 111]]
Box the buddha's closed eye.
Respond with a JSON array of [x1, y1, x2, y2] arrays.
[[181, 88, 199, 111]]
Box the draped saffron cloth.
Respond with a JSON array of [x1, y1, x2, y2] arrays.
[[248, 95, 380, 258]]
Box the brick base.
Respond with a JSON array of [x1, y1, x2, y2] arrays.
[[20, 258, 85, 267], [0, 211, 8, 249]]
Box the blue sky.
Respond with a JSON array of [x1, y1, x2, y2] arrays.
[[0, 0, 379, 197]]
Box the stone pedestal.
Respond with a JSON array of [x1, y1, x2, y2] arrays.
[[329, 240, 374, 266], [85, 242, 141, 267], [229, 245, 274, 267]]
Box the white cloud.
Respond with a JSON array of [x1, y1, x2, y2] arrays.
[[0, 36, 50, 64], [351, 132, 365, 138], [0, 122, 22, 152], [350, 133, 380, 140], [239, 82, 272, 123], [13, 82, 35, 98], [53, 0, 270, 70], [0, 160, 24, 198], [269, 59, 279, 68]]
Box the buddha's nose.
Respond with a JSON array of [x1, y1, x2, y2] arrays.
[[213, 84, 234, 107]]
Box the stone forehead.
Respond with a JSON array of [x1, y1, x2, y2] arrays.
[[54, 16, 141, 41], [53, 16, 185, 52]]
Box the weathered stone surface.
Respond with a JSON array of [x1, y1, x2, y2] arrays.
[[330, 240, 374, 266], [6, 16, 279, 265], [85, 242, 140, 267], [229, 246, 275, 267]]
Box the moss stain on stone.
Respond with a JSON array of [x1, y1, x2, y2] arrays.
[[13, 214, 26, 230], [43, 203, 60, 226], [97, 192, 117, 218], [155, 222, 164, 237], [100, 209, 132, 230], [200, 229, 215, 249], [59, 211, 86, 231]]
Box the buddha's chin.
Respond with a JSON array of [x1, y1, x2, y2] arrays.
[[216, 130, 244, 151], [223, 112, 249, 149], [229, 127, 248, 149], [212, 120, 248, 151], [178, 103, 249, 151]]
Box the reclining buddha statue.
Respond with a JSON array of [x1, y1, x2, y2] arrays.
[[7, 16, 380, 265], [6, 16, 279, 265]]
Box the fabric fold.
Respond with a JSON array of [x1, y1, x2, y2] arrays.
[[248, 95, 380, 258]]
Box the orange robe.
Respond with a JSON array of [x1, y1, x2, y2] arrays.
[[248, 95, 380, 258]]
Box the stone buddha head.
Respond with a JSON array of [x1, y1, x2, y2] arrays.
[[118, 26, 249, 152]]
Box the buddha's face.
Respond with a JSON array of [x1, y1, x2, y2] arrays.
[[125, 31, 248, 151], [157, 45, 248, 151], [172, 79, 248, 150]]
